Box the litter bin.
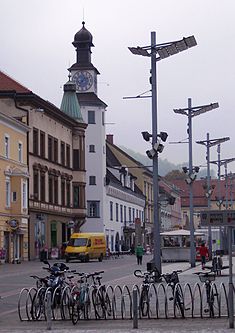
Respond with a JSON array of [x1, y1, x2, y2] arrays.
[[40, 250, 48, 262]]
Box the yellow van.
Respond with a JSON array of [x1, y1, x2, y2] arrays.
[[65, 233, 106, 263]]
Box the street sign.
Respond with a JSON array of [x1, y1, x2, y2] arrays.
[[201, 210, 235, 226]]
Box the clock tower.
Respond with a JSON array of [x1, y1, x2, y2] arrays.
[[69, 22, 107, 234], [69, 21, 98, 94]]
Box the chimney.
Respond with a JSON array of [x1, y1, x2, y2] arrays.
[[106, 134, 113, 144]]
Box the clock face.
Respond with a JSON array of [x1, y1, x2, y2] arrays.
[[72, 71, 93, 91]]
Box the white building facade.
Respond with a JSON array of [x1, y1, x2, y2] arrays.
[[69, 22, 107, 233]]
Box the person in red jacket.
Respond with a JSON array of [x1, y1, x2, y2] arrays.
[[199, 242, 209, 269]]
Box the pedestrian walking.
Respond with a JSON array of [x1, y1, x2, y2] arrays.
[[199, 242, 209, 270], [135, 243, 144, 265]]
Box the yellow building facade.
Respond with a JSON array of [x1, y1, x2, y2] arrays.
[[0, 110, 30, 263]]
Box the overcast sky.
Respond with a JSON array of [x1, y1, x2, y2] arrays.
[[1, 0, 235, 175]]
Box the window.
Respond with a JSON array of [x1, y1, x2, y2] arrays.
[[129, 207, 131, 223], [40, 172, 45, 202], [89, 176, 96, 185], [120, 205, 123, 222], [48, 135, 53, 161], [54, 177, 58, 205], [87, 201, 100, 217], [89, 144, 95, 153], [33, 170, 39, 200], [66, 145, 70, 168], [132, 208, 135, 222], [40, 131, 45, 158], [54, 138, 58, 163], [33, 128, 38, 155], [48, 176, 53, 203], [124, 206, 127, 224], [18, 142, 22, 162], [110, 201, 113, 220], [66, 182, 70, 207], [102, 112, 105, 126], [61, 142, 65, 165], [73, 186, 80, 208], [12, 191, 17, 202], [5, 135, 9, 158], [88, 110, 95, 124], [116, 203, 119, 221], [61, 180, 65, 206], [6, 177, 10, 207], [22, 181, 27, 209], [73, 149, 80, 170]]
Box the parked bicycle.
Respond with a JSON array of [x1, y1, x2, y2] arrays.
[[90, 271, 112, 319], [134, 269, 156, 317], [71, 272, 92, 324], [194, 270, 218, 317], [30, 260, 70, 320], [162, 270, 186, 318]]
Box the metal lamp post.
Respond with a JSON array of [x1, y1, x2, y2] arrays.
[[174, 100, 219, 267], [196, 134, 230, 259], [211, 156, 235, 252], [129, 33, 197, 274]]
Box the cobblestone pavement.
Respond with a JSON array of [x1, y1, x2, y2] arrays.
[[0, 255, 234, 332]]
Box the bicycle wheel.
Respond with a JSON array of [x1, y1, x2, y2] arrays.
[[31, 288, 46, 320], [61, 287, 72, 320], [209, 291, 215, 318], [104, 293, 112, 317], [71, 303, 80, 325], [84, 294, 91, 320], [174, 285, 184, 318], [140, 288, 149, 317], [92, 289, 105, 319], [51, 288, 62, 320]]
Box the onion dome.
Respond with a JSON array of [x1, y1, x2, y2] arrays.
[[73, 21, 94, 47]]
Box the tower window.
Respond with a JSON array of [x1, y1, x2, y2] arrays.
[[89, 144, 95, 153], [89, 176, 96, 185], [88, 111, 95, 124], [87, 201, 100, 217]]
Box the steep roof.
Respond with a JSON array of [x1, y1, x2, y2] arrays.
[[0, 70, 31, 93], [171, 178, 234, 208]]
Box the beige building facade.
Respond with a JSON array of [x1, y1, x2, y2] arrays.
[[0, 71, 87, 260], [0, 109, 30, 263]]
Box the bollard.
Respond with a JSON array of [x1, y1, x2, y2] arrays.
[[133, 287, 138, 329], [46, 290, 52, 331]]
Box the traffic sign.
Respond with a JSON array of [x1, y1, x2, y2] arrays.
[[200, 210, 235, 226]]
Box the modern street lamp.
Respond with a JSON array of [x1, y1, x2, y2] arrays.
[[211, 156, 235, 252], [129, 33, 197, 275], [196, 134, 230, 259], [174, 99, 219, 267]]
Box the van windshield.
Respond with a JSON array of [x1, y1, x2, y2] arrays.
[[68, 238, 88, 247]]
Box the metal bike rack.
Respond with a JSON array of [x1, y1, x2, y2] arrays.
[[18, 281, 231, 322]]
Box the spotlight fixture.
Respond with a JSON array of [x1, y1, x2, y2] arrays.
[[141, 131, 152, 142]]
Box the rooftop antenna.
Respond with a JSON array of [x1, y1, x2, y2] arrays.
[[83, 7, 85, 21]]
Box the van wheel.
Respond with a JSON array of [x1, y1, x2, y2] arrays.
[[98, 254, 103, 262], [85, 255, 89, 262]]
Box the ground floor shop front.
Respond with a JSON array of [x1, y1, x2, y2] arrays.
[[29, 212, 85, 260], [0, 216, 28, 263]]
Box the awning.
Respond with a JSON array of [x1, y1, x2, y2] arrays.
[[160, 229, 204, 237]]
